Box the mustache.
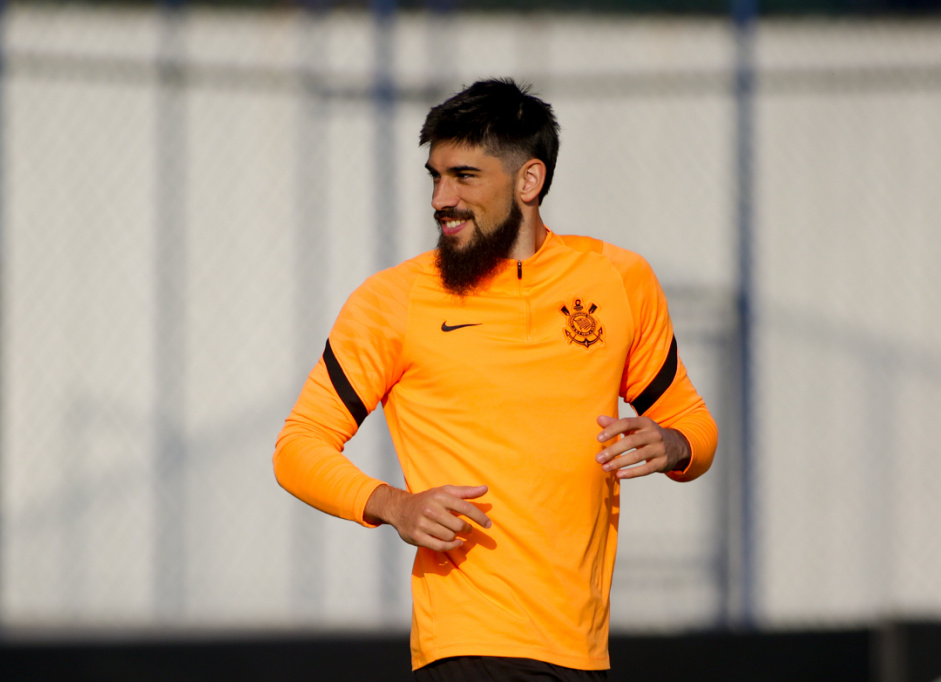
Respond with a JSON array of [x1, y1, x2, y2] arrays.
[[434, 209, 475, 222]]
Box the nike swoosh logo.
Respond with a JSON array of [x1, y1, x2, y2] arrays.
[[441, 321, 482, 332]]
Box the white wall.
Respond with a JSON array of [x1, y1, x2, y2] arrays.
[[1, 5, 939, 632]]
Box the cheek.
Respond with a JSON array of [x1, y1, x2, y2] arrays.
[[479, 195, 507, 222]]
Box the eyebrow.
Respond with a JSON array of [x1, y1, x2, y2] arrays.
[[425, 163, 482, 175]]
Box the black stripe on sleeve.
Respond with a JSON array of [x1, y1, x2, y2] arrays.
[[323, 339, 368, 427], [631, 335, 678, 416]]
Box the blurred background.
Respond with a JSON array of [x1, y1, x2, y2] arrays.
[[0, 0, 939, 679]]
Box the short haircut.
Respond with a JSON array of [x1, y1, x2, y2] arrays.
[[419, 78, 560, 205]]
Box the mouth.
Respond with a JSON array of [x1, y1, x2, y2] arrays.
[[436, 209, 474, 237], [440, 218, 469, 236]]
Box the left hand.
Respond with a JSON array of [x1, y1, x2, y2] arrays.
[[595, 415, 691, 480]]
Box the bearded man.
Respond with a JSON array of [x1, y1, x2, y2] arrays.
[[274, 78, 718, 682]]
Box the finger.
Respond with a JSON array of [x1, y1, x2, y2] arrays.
[[601, 447, 645, 472], [597, 419, 663, 455], [595, 431, 645, 466], [616, 457, 665, 480], [398, 518, 460, 549], [419, 503, 472, 535], [600, 436, 668, 470], [441, 485, 492, 529], [613, 428, 662, 456], [595, 414, 622, 442], [448, 498, 492, 529], [596, 416, 646, 443], [415, 532, 464, 553], [444, 484, 489, 500]]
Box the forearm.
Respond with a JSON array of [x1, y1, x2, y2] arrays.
[[273, 360, 386, 526], [273, 431, 387, 526]]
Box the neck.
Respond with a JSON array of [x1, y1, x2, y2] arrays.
[[508, 207, 546, 261]]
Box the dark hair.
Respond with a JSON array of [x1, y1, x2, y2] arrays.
[[419, 78, 560, 204]]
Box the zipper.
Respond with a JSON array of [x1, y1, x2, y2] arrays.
[[517, 260, 534, 341]]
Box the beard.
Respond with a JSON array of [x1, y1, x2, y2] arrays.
[[435, 200, 523, 296]]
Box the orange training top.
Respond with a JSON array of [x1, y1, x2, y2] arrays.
[[274, 229, 717, 671]]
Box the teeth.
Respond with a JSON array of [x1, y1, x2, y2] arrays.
[[444, 220, 465, 228]]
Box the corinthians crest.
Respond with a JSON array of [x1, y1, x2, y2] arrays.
[[560, 298, 604, 349]]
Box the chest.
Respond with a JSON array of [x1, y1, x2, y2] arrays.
[[398, 276, 633, 403]]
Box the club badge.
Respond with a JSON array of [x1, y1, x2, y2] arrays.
[[560, 298, 604, 349]]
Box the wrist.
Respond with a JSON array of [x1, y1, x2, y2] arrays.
[[363, 484, 405, 526], [666, 428, 692, 473]]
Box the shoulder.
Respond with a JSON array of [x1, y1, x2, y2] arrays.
[[558, 233, 605, 255], [338, 251, 435, 330], [355, 251, 433, 302], [557, 233, 655, 284], [365, 250, 433, 286]]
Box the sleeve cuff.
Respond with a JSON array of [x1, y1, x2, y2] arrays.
[[666, 411, 718, 482], [353, 478, 389, 528]]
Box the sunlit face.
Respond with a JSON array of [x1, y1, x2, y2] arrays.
[[426, 142, 523, 295], [425, 142, 518, 251]]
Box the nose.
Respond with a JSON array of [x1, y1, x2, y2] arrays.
[[431, 178, 459, 211]]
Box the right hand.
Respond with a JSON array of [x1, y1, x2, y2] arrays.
[[365, 484, 492, 552]]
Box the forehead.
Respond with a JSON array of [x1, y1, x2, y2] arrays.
[[426, 141, 508, 173]]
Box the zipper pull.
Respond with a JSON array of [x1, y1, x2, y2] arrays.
[[517, 260, 522, 279]]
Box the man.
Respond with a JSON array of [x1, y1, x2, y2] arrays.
[[274, 78, 717, 681]]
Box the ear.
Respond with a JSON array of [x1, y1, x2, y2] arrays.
[[516, 159, 546, 205]]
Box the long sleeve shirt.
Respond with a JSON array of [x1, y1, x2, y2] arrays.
[[274, 229, 717, 670]]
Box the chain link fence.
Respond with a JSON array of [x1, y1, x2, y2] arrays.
[[1, 2, 939, 635]]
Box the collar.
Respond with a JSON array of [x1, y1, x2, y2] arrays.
[[482, 227, 564, 294]]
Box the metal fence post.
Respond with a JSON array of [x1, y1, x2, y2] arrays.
[[370, 0, 405, 625], [733, 0, 758, 630], [291, 0, 333, 622], [0, 0, 6, 634], [154, 0, 188, 621]]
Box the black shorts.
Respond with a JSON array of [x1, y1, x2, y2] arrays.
[[414, 656, 609, 682]]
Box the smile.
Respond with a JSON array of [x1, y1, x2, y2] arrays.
[[441, 219, 469, 236]]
